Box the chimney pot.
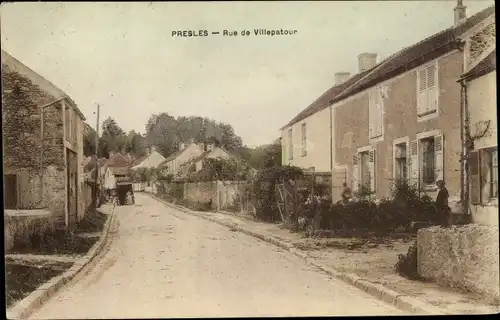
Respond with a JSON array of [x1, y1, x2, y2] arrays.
[[334, 72, 351, 85], [358, 53, 378, 73], [454, 0, 467, 26]]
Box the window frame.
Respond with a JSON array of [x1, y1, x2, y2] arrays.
[[416, 60, 439, 122], [392, 137, 410, 185]]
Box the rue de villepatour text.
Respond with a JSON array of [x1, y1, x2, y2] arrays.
[[172, 29, 298, 37]]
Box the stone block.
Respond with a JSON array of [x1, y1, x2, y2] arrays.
[[417, 224, 499, 301]]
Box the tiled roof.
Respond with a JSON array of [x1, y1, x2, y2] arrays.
[[460, 48, 496, 81], [161, 148, 187, 165], [131, 155, 148, 167], [186, 150, 211, 165], [330, 5, 495, 105], [106, 153, 132, 167], [281, 69, 372, 129]]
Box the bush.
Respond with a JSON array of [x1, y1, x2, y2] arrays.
[[312, 180, 440, 237], [395, 240, 420, 280], [252, 165, 304, 222]]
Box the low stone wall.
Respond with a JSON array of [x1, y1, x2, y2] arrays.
[[417, 224, 500, 303], [4, 211, 56, 253], [184, 182, 217, 209]]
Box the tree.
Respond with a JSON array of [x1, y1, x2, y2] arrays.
[[126, 130, 147, 156], [100, 117, 128, 156]]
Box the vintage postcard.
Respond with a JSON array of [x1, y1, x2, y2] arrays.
[[2, 1, 498, 318]]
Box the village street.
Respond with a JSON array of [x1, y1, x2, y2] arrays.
[[30, 193, 407, 318]]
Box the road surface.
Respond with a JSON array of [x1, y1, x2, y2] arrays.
[[30, 193, 407, 318]]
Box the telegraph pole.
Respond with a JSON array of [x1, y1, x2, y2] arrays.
[[94, 103, 100, 209]]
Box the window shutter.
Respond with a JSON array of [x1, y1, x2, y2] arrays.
[[369, 149, 376, 192], [369, 92, 374, 138], [469, 150, 481, 204], [377, 91, 384, 137], [434, 134, 444, 182], [352, 154, 359, 192], [410, 140, 419, 187], [427, 64, 438, 113], [417, 68, 427, 115]]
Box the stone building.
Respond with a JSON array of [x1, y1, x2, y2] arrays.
[[2, 50, 86, 230]]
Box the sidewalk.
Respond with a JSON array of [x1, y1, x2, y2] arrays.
[[150, 194, 500, 315]]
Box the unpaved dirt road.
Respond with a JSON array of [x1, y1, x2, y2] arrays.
[[30, 193, 407, 318]]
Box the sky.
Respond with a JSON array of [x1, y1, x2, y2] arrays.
[[1, 1, 494, 147]]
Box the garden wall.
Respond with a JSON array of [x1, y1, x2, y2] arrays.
[[4, 210, 56, 253], [184, 182, 217, 209], [417, 224, 500, 303]]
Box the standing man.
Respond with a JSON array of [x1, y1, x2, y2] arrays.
[[341, 182, 352, 203], [435, 180, 452, 227]]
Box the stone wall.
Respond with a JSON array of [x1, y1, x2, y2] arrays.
[[184, 182, 217, 209], [4, 211, 56, 253], [2, 64, 66, 224], [417, 225, 500, 303]]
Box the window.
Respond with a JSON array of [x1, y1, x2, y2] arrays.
[[352, 148, 376, 193], [369, 87, 384, 139], [301, 123, 307, 156], [287, 128, 293, 160], [470, 147, 498, 204], [410, 133, 444, 190], [420, 137, 435, 186], [394, 143, 408, 185], [417, 62, 438, 116]]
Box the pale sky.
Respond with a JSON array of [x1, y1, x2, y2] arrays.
[[1, 1, 494, 147]]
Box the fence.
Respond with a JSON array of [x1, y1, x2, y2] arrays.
[[154, 180, 255, 214]]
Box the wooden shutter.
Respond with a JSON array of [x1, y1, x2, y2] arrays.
[[369, 92, 375, 138], [469, 150, 481, 204], [410, 140, 419, 187], [417, 68, 427, 115], [376, 89, 384, 137], [427, 63, 438, 113], [352, 154, 359, 192], [434, 134, 444, 182], [369, 149, 376, 192]]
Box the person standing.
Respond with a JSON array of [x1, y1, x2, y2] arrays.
[[435, 180, 452, 227], [341, 182, 352, 203]]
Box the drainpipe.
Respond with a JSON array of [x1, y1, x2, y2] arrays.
[[460, 81, 471, 217], [38, 97, 65, 208]]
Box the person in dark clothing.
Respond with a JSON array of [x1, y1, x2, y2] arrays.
[[435, 180, 452, 227], [341, 182, 352, 203]]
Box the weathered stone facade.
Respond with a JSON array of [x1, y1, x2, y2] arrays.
[[2, 64, 66, 220], [2, 51, 86, 228], [468, 22, 496, 65]]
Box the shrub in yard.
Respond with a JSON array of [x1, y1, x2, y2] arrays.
[[395, 240, 420, 280], [251, 165, 304, 222]]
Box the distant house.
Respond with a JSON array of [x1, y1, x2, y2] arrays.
[[458, 47, 497, 225], [2, 49, 86, 229], [131, 146, 166, 170], [159, 140, 204, 174], [102, 152, 133, 191], [183, 145, 234, 173]]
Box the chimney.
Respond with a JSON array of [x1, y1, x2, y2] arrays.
[[334, 72, 351, 85], [454, 0, 467, 26], [358, 53, 378, 73], [150, 145, 156, 153], [206, 144, 214, 152], [146, 147, 151, 156], [179, 142, 186, 151], [108, 151, 115, 159]]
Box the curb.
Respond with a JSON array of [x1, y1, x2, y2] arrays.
[[6, 207, 119, 320], [146, 193, 449, 316]]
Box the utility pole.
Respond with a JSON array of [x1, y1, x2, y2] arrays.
[[94, 103, 100, 210]]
